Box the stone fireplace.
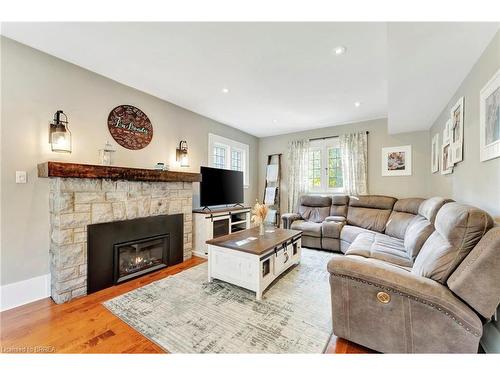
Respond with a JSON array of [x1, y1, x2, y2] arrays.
[[39, 162, 201, 304]]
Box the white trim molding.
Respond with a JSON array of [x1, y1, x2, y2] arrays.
[[208, 133, 250, 187], [0, 273, 51, 311]]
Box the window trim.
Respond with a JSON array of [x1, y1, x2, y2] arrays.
[[208, 133, 250, 187], [308, 138, 344, 193]]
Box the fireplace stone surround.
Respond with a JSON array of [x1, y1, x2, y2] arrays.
[[42, 162, 201, 304]]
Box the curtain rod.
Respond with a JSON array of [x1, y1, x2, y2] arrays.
[[309, 131, 369, 142]]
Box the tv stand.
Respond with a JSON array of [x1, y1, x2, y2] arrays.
[[192, 205, 251, 258]]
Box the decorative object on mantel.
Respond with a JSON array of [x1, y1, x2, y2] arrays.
[[154, 162, 169, 171], [251, 200, 269, 236], [381, 145, 412, 176], [107, 105, 153, 150], [176, 140, 189, 167], [431, 133, 440, 173], [98, 141, 115, 165], [480, 67, 500, 162], [49, 110, 71, 153], [450, 96, 465, 163], [37, 161, 202, 183]]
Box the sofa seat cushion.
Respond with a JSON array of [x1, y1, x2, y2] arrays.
[[290, 220, 322, 238], [345, 233, 413, 267], [340, 225, 376, 246]]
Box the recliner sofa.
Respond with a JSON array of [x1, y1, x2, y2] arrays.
[[282, 194, 500, 353]]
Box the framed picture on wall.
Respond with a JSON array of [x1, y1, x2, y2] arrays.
[[441, 142, 453, 175], [480, 67, 500, 162], [431, 133, 440, 173], [382, 145, 412, 176], [443, 119, 451, 145], [450, 96, 465, 163]]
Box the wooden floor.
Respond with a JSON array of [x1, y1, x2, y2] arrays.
[[0, 256, 372, 354]]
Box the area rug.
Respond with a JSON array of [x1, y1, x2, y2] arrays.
[[103, 248, 334, 353]]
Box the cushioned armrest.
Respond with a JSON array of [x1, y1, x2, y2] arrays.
[[322, 220, 344, 239], [281, 213, 301, 229], [324, 216, 346, 222], [327, 255, 482, 335]]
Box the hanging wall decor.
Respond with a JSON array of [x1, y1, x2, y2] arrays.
[[441, 119, 454, 175], [450, 97, 465, 164], [479, 67, 500, 162], [381, 145, 412, 176], [431, 132, 440, 173], [107, 105, 153, 150]]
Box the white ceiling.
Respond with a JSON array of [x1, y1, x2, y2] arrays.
[[1, 22, 499, 137]]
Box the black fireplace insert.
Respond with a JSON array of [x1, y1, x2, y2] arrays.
[[87, 214, 183, 294], [114, 234, 169, 283]]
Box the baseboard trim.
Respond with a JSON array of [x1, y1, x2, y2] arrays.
[[192, 250, 208, 259], [0, 274, 51, 312]]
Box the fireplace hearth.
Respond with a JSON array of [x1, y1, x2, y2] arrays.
[[87, 214, 183, 294]]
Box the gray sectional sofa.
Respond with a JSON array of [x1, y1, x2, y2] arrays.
[[282, 194, 500, 353]]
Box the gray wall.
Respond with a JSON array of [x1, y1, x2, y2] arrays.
[[429, 31, 500, 219], [258, 118, 430, 214], [428, 30, 500, 352], [0, 37, 259, 285]]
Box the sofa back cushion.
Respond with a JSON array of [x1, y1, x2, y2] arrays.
[[330, 195, 349, 217], [297, 195, 332, 223], [385, 198, 424, 239], [418, 197, 453, 223], [404, 216, 435, 260], [447, 226, 500, 319], [346, 195, 397, 233], [412, 203, 494, 284]]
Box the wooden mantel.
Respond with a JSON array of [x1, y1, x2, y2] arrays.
[[37, 161, 202, 183]]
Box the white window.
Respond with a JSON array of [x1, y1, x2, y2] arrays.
[[213, 144, 227, 169], [208, 133, 250, 187], [231, 149, 243, 171], [308, 138, 344, 193]]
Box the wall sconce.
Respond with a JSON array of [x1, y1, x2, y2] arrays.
[[49, 110, 72, 153], [176, 140, 189, 167]]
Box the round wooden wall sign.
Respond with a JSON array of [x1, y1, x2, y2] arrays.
[[107, 105, 153, 150]]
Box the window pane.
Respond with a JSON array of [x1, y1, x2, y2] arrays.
[[214, 146, 226, 169], [308, 149, 321, 189], [231, 150, 242, 171], [327, 147, 343, 188]]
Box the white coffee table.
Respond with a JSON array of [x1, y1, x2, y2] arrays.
[[206, 227, 302, 300]]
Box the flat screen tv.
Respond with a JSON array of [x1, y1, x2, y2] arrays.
[[200, 166, 244, 207]]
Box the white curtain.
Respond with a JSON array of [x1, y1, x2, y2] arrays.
[[287, 139, 309, 212], [339, 132, 368, 195]]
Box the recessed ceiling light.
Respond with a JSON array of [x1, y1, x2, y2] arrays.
[[354, 101, 361, 107], [334, 46, 347, 55], [221, 88, 229, 94]]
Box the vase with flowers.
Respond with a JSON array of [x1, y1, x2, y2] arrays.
[[251, 200, 269, 236]]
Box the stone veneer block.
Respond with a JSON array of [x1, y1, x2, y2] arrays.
[[91, 203, 114, 224], [48, 177, 194, 304]]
